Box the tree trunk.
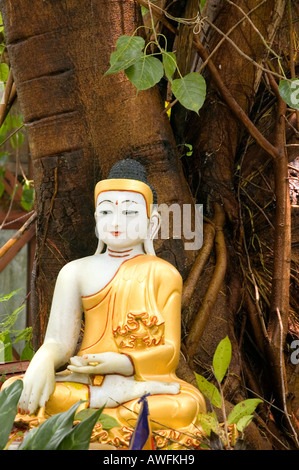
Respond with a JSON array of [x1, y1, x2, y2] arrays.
[[1, 0, 195, 347]]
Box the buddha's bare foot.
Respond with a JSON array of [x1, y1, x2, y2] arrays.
[[145, 381, 180, 395], [89, 375, 180, 408]]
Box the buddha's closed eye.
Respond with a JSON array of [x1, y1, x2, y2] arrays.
[[99, 210, 113, 215], [123, 210, 139, 216]]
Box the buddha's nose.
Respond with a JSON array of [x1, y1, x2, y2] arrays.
[[112, 210, 120, 228]]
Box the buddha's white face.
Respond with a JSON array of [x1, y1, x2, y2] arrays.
[[95, 190, 150, 249]]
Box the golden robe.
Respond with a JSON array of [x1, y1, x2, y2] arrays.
[[10, 255, 206, 447]]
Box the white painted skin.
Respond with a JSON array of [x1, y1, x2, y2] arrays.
[[17, 190, 179, 415]]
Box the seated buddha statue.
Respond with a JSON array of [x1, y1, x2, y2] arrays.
[[3, 159, 206, 448]]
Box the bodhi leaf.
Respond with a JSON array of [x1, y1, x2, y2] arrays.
[[171, 72, 206, 113], [162, 51, 177, 81], [227, 398, 262, 426], [195, 372, 222, 408], [125, 55, 164, 92], [0, 379, 23, 450], [105, 35, 145, 76], [212, 336, 232, 383], [278, 79, 299, 111]]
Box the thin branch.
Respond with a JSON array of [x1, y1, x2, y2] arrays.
[[0, 211, 37, 259], [240, 186, 274, 229], [225, 0, 283, 63]]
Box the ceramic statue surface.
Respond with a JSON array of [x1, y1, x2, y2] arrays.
[[3, 159, 206, 448]]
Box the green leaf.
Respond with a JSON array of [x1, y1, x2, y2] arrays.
[[184, 143, 193, 156], [236, 414, 254, 432], [227, 399, 262, 425], [0, 379, 23, 450], [105, 35, 145, 75], [10, 130, 24, 149], [195, 372, 222, 408], [19, 401, 85, 450], [125, 55, 164, 92], [141, 6, 149, 16], [212, 336, 232, 383], [74, 407, 99, 421], [75, 408, 120, 430], [162, 51, 177, 81], [171, 72, 206, 113], [20, 341, 34, 361], [21, 180, 35, 212], [58, 406, 104, 450], [98, 413, 120, 430], [0, 63, 9, 82], [0, 289, 21, 303], [278, 79, 299, 110], [13, 327, 32, 344], [2, 333, 13, 362], [198, 411, 219, 436]]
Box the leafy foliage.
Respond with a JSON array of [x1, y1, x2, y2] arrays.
[[195, 336, 262, 448], [105, 35, 145, 75], [0, 289, 34, 364], [0, 378, 120, 449], [0, 113, 35, 212], [18, 401, 104, 450], [75, 407, 120, 431], [105, 32, 206, 113], [212, 335, 232, 383], [195, 373, 222, 408], [227, 399, 263, 427], [0, 379, 23, 450]]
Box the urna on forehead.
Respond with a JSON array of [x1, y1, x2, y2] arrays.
[[94, 159, 157, 217]]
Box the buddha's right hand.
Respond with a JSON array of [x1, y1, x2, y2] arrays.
[[18, 352, 56, 415], [68, 352, 134, 376]]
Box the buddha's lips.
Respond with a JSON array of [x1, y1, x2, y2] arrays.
[[110, 231, 123, 237]]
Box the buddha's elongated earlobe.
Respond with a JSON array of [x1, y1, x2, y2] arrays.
[[144, 209, 160, 255], [150, 209, 161, 239]]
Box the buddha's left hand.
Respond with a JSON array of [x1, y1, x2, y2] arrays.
[[67, 352, 134, 376]]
